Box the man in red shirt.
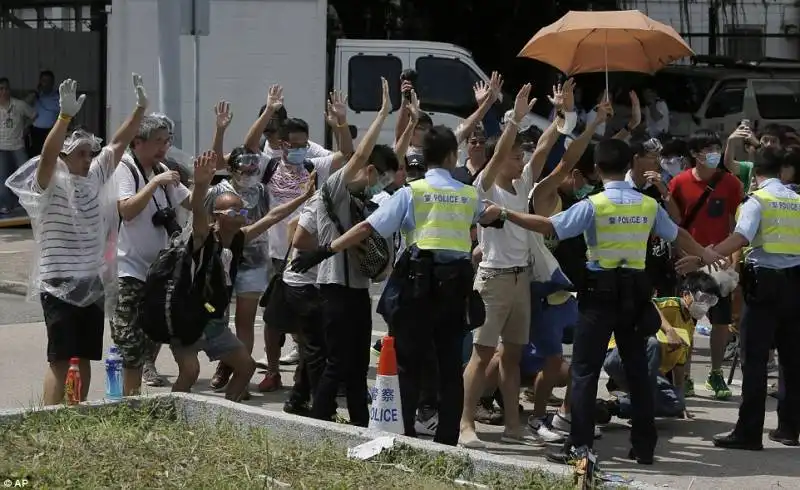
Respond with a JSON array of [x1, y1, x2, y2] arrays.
[[668, 130, 743, 400]]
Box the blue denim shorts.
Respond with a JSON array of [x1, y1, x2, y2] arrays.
[[170, 317, 243, 361], [522, 294, 579, 375], [234, 267, 269, 295]]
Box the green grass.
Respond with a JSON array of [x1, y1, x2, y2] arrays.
[[0, 400, 575, 489]]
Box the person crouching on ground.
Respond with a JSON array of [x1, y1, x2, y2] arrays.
[[171, 151, 316, 401], [600, 271, 721, 421]]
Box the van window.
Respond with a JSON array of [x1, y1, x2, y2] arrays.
[[704, 79, 746, 119], [348, 55, 403, 112], [653, 71, 716, 114], [752, 80, 800, 119], [415, 57, 481, 118]]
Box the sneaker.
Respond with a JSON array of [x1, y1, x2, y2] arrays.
[[257, 371, 283, 392], [500, 428, 544, 446], [684, 376, 696, 397], [527, 416, 566, 443], [705, 370, 732, 400], [724, 335, 739, 361], [279, 346, 300, 365], [255, 356, 269, 370], [371, 339, 383, 357], [414, 412, 439, 436], [283, 400, 311, 416], [142, 363, 166, 387], [550, 412, 602, 439], [475, 399, 504, 425], [209, 362, 233, 391]]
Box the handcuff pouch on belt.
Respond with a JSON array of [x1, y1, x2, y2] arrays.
[[741, 263, 795, 305], [584, 269, 657, 336]]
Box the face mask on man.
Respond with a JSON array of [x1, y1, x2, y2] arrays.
[[687, 301, 711, 320], [703, 151, 721, 169], [661, 157, 682, 177], [574, 184, 594, 200], [233, 174, 260, 189], [286, 147, 308, 165], [365, 172, 395, 198]]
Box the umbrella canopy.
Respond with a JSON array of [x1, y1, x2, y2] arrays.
[[518, 10, 694, 75]]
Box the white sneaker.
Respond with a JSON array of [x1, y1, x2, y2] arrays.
[[255, 357, 269, 370], [414, 413, 439, 436], [551, 412, 602, 439], [527, 416, 566, 443], [279, 347, 300, 365]]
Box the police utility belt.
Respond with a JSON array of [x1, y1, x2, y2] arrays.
[[740, 262, 800, 305]]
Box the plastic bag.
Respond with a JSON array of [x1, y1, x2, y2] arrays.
[[5, 153, 120, 312], [705, 265, 739, 297]]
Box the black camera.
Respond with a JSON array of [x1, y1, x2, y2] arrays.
[[152, 207, 182, 237], [400, 68, 417, 101]]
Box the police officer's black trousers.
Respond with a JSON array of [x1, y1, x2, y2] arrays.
[[394, 292, 466, 446], [736, 286, 800, 439], [570, 298, 658, 455]]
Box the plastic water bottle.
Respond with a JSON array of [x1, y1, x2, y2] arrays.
[[696, 318, 712, 336], [105, 345, 123, 400], [64, 357, 82, 405]]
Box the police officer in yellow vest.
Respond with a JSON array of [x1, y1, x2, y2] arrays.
[[699, 147, 800, 450], [491, 139, 720, 465], [292, 125, 501, 445]]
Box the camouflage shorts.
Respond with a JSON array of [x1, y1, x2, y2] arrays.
[[109, 276, 159, 369]]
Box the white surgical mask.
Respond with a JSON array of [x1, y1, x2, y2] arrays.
[[688, 301, 711, 320]]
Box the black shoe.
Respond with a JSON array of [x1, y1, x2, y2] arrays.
[[712, 432, 763, 451], [768, 428, 800, 447], [283, 400, 311, 416], [595, 399, 613, 425], [545, 441, 574, 465], [627, 447, 654, 465]]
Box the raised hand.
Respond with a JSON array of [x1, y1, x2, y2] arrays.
[[303, 170, 317, 198], [489, 71, 504, 101], [214, 100, 233, 129], [266, 85, 284, 112], [326, 91, 348, 126], [406, 89, 421, 121], [58, 79, 86, 117], [513, 83, 537, 123], [629, 91, 641, 129], [596, 99, 614, 121], [193, 150, 218, 186], [132, 73, 148, 109], [379, 77, 391, 117], [474, 80, 491, 104]]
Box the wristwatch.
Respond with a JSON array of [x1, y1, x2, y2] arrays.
[[499, 208, 509, 221]]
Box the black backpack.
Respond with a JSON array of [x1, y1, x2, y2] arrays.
[[140, 231, 244, 345]]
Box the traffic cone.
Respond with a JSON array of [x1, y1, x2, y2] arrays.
[[368, 336, 404, 434]]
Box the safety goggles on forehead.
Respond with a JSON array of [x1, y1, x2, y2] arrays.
[[215, 208, 248, 218], [642, 138, 663, 154], [693, 291, 719, 307]]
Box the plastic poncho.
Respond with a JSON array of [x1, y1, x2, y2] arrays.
[[5, 136, 121, 312]]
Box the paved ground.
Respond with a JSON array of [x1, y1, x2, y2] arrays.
[[1, 227, 798, 489]]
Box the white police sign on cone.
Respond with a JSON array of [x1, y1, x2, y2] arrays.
[[368, 336, 404, 434]]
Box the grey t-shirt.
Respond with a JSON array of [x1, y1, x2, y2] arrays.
[[313, 168, 370, 289], [205, 180, 270, 270]]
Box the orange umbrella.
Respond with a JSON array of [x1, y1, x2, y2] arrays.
[[518, 10, 694, 75]]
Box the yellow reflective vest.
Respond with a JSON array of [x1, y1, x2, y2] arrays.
[[586, 193, 658, 270], [407, 179, 476, 252], [750, 188, 800, 255]]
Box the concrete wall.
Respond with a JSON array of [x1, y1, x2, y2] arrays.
[[624, 0, 800, 59]]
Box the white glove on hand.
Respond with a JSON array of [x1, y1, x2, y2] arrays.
[[58, 79, 86, 117], [133, 73, 148, 108]]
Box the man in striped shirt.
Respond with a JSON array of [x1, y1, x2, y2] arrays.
[[18, 75, 147, 405]]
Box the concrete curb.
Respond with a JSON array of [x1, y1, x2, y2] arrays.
[[0, 279, 27, 296], [0, 393, 666, 489]]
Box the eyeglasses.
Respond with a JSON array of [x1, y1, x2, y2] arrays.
[[215, 209, 248, 218]]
